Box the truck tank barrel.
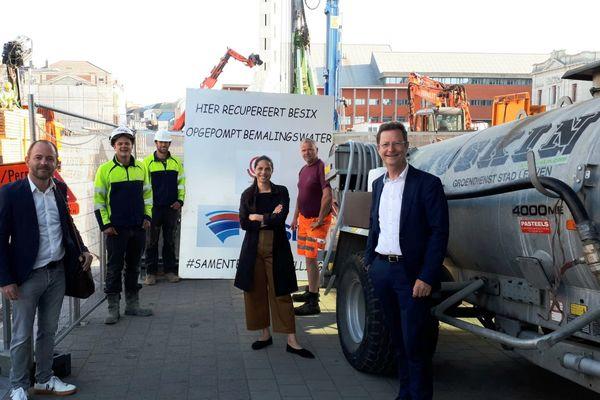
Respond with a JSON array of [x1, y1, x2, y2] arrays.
[[408, 97, 600, 289]]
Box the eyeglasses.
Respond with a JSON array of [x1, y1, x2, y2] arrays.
[[378, 141, 407, 149]]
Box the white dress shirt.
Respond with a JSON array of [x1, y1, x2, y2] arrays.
[[29, 177, 65, 269], [375, 165, 408, 256]]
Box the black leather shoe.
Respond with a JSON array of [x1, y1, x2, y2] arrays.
[[292, 290, 310, 302], [251, 337, 273, 350], [286, 344, 315, 359], [294, 301, 321, 316]]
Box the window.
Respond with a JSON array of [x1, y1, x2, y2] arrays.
[[428, 77, 531, 86], [354, 116, 365, 124], [354, 98, 365, 105], [470, 99, 493, 106], [264, 14, 268, 26], [340, 116, 352, 125], [368, 98, 379, 106], [345, 99, 352, 106], [369, 116, 380, 123], [572, 84, 577, 102], [382, 98, 392, 106], [537, 89, 542, 105], [396, 99, 409, 106], [381, 116, 393, 122], [551, 85, 557, 105], [384, 77, 408, 84]]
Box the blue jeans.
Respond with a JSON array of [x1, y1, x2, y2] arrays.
[[10, 262, 66, 390]]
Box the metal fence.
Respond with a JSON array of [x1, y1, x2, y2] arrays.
[[0, 96, 184, 355]]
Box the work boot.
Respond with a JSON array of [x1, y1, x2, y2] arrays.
[[165, 272, 181, 283], [104, 293, 120, 325], [144, 274, 156, 285], [124, 291, 153, 316], [294, 292, 321, 316], [292, 289, 310, 303]]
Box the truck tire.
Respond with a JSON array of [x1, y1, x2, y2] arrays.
[[336, 253, 395, 374]]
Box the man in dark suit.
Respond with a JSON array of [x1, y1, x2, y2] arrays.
[[365, 122, 449, 400], [0, 140, 92, 400]]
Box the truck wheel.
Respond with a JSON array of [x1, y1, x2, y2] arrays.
[[336, 253, 395, 374]]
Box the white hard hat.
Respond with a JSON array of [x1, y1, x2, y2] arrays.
[[109, 126, 135, 144], [154, 129, 172, 142]]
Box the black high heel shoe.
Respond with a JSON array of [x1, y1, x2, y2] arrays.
[[286, 344, 315, 359]]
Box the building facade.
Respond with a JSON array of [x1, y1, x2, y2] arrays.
[[250, 0, 292, 93], [309, 45, 547, 130], [531, 50, 600, 110], [30, 60, 126, 132]]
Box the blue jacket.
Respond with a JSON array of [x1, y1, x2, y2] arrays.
[[0, 178, 88, 287], [365, 165, 449, 288]]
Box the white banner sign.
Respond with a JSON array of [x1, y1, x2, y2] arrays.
[[179, 89, 334, 279]]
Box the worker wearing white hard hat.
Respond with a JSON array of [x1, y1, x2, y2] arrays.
[[143, 130, 185, 285], [153, 129, 172, 142], [109, 126, 135, 146], [94, 125, 153, 324]]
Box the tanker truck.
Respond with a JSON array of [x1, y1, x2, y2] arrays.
[[325, 90, 600, 391]]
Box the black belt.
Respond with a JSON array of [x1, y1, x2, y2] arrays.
[[377, 253, 404, 263], [44, 260, 61, 269]]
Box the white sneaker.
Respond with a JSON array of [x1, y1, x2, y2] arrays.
[[33, 376, 77, 395], [10, 387, 28, 400]]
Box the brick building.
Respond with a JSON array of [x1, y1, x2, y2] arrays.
[[310, 45, 547, 130]]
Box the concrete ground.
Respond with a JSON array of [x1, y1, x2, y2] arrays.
[[2, 279, 599, 400]]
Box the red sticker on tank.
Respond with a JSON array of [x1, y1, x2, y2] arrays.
[[520, 219, 551, 234]]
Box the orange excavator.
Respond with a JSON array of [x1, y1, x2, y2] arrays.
[[172, 48, 263, 130], [407, 72, 473, 132]]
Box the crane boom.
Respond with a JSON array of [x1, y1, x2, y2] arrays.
[[172, 48, 263, 131]]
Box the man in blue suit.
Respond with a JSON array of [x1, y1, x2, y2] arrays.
[[365, 122, 449, 400], [0, 140, 92, 400]]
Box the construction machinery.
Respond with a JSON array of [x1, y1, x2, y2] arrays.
[[291, 0, 341, 129], [172, 48, 263, 130], [408, 72, 473, 132], [291, 0, 317, 96], [325, 62, 600, 391], [1, 36, 32, 108], [491, 92, 546, 126]]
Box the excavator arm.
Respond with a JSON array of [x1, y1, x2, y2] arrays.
[[172, 49, 263, 130]]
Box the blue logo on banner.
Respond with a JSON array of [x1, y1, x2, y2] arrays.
[[205, 210, 240, 243]]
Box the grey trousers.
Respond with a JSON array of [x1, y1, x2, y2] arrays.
[[10, 263, 65, 390]]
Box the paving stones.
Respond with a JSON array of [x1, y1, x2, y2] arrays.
[[1, 280, 598, 399]]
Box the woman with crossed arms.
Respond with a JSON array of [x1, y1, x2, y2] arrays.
[[235, 155, 314, 358]]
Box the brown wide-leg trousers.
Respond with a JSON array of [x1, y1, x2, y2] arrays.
[[244, 230, 296, 334]]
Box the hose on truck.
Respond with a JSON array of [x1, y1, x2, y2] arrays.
[[444, 153, 600, 274]]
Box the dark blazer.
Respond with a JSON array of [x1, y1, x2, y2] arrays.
[[365, 165, 449, 288], [0, 177, 88, 287], [234, 182, 298, 297]]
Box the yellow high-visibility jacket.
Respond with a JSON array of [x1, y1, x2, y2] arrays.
[[94, 156, 152, 230], [143, 152, 185, 207]]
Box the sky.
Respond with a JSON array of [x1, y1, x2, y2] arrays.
[[0, 0, 596, 105]]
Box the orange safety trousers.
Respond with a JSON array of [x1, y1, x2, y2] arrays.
[[297, 213, 332, 259]]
